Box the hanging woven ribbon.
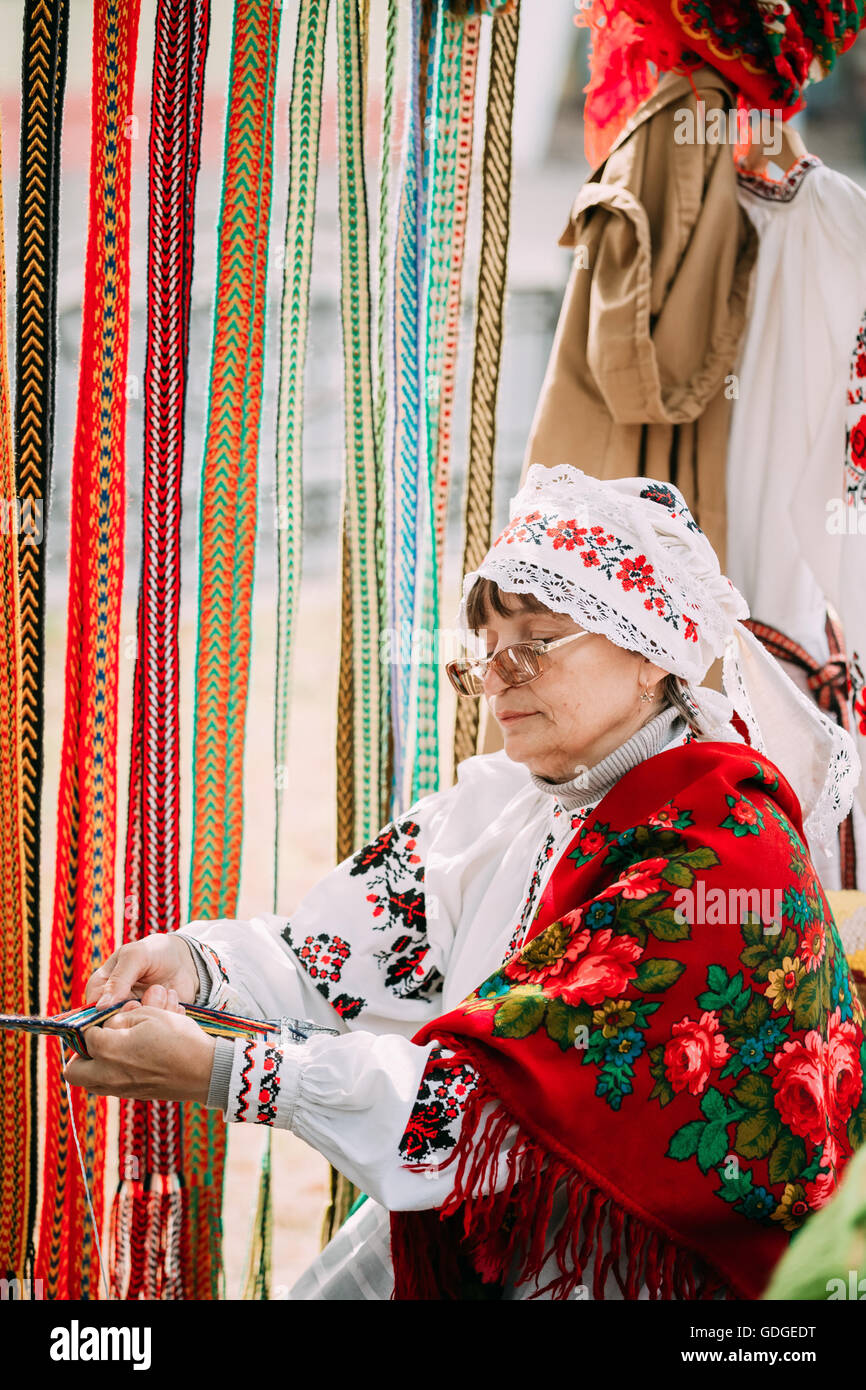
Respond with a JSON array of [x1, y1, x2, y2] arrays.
[[429, 9, 480, 575], [245, 0, 330, 1299], [323, 0, 506, 1237], [409, 0, 483, 806], [452, 0, 519, 771], [0, 112, 32, 1289], [373, 0, 399, 825], [108, 0, 210, 1302], [322, 0, 405, 1242], [185, 0, 281, 1300], [387, 0, 425, 816], [323, 0, 385, 1238], [335, 0, 385, 857], [402, 0, 443, 809], [36, 0, 141, 1301], [389, 0, 504, 810], [272, 0, 328, 1050], [5, 0, 68, 1289]]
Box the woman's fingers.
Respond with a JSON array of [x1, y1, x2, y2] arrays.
[[99, 1008, 147, 1032], [66, 1005, 214, 1104], [63, 1053, 93, 1088], [138, 984, 181, 1011], [85, 937, 198, 1010], [89, 943, 149, 1006], [84, 953, 119, 1005], [65, 1021, 127, 1088]]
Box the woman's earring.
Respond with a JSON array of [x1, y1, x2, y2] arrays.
[[639, 684, 656, 704]]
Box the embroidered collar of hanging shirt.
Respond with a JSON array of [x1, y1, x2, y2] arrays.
[[528, 703, 685, 811]]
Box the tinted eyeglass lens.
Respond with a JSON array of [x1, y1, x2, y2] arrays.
[[497, 644, 542, 685], [446, 643, 542, 698], [446, 664, 482, 697]]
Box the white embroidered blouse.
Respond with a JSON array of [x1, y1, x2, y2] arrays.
[[178, 705, 695, 1296]]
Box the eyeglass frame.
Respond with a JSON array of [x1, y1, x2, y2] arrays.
[[445, 629, 593, 699]]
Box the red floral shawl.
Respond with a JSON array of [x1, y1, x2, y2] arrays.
[[391, 741, 866, 1300]]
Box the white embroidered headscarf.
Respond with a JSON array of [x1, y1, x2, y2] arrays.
[[455, 465, 860, 870]]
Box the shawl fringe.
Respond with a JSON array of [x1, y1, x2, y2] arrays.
[[391, 1072, 732, 1301]]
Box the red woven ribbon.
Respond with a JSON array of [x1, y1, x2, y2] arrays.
[[109, 0, 211, 1302], [37, 0, 141, 1300]]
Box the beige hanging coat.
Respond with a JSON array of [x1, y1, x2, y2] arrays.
[[481, 65, 757, 756]]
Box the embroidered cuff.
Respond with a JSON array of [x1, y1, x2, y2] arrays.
[[206, 1037, 236, 1112], [184, 938, 214, 1007], [176, 931, 245, 1014], [227, 1036, 302, 1129]]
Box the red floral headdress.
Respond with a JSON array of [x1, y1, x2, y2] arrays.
[[576, 0, 866, 167]]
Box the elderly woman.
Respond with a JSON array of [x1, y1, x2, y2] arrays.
[[74, 466, 865, 1300]]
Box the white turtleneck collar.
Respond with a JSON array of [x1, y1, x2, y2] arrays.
[[528, 704, 685, 811]]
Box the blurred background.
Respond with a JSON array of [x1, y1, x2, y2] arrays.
[[1, 0, 865, 1297]]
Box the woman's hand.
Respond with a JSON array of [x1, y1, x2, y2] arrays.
[[64, 989, 216, 1104], [85, 934, 200, 1009]]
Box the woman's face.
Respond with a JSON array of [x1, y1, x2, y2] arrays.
[[476, 595, 670, 781]]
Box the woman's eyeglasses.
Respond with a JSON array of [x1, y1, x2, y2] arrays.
[[445, 630, 592, 699]]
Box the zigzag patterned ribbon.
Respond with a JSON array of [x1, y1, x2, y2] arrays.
[[406, 0, 446, 808], [0, 112, 32, 1288], [388, 0, 432, 814], [247, 0, 331, 1300], [335, 0, 385, 858], [409, 0, 482, 805], [429, 9, 479, 578], [324, 0, 389, 1239], [272, 0, 328, 1001], [453, 0, 519, 770], [326, 0, 485, 1235], [9, 0, 68, 1287], [185, 0, 281, 1300], [373, 0, 399, 826], [388, 0, 478, 810], [324, 0, 403, 1243], [109, 0, 211, 1303], [36, 0, 141, 1301]]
